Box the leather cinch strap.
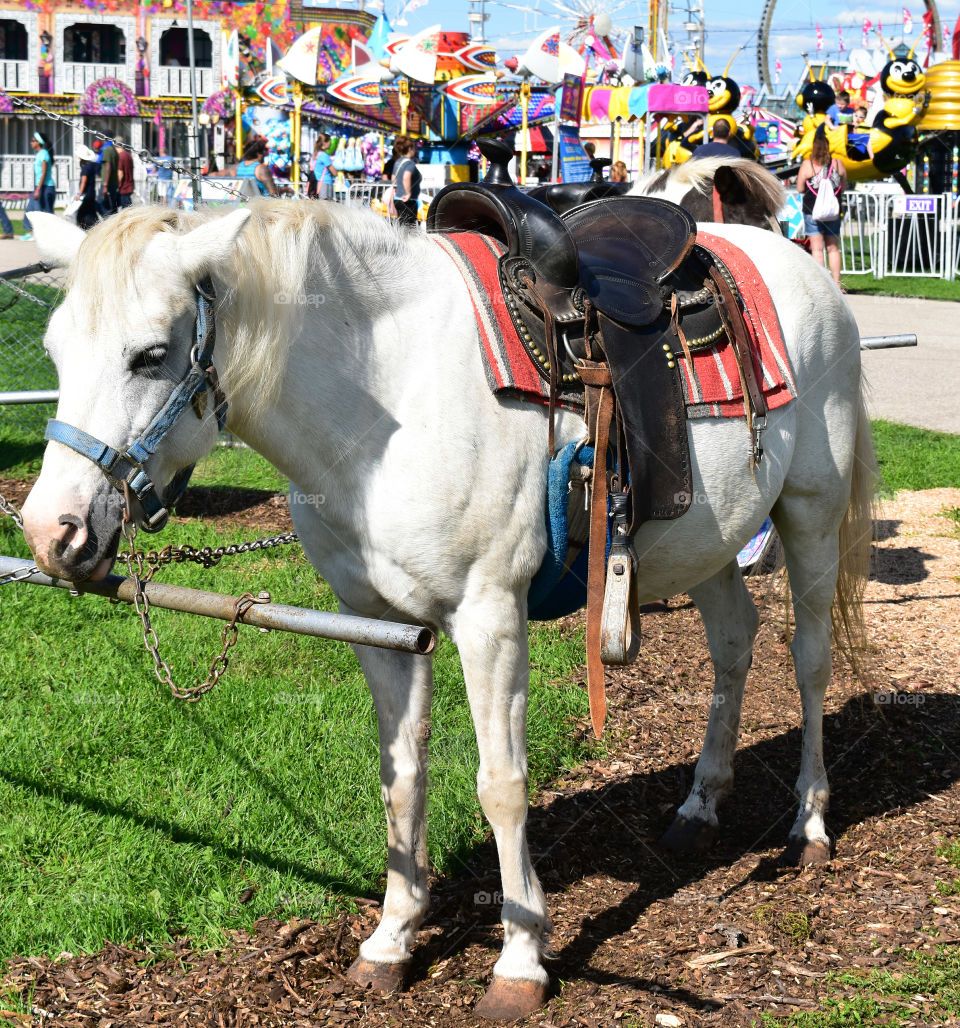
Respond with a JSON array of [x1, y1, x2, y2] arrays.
[[577, 360, 615, 739]]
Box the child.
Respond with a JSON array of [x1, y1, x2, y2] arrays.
[[825, 91, 855, 130]]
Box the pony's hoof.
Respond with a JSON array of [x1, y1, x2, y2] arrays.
[[475, 977, 549, 1021], [346, 957, 410, 994], [782, 836, 832, 866], [660, 814, 717, 853]]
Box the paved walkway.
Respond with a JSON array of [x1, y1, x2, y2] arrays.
[[846, 294, 960, 435], [1, 237, 957, 434]]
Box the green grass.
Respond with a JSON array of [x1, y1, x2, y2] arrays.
[[870, 420, 960, 495], [0, 440, 594, 962], [841, 273, 960, 301], [935, 839, 960, 897], [761, 946, 960, 1027], [0, 272, 61, 435]]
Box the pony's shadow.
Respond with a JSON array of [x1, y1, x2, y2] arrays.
[[872, 545, 937, 585], [871, 519, 938, 586], [414, 692, 960, 989]]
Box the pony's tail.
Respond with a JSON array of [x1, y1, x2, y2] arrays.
[[832, 384, 877, 679]]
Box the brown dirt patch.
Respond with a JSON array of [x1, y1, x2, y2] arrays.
[[3, 489, 960, 1027]]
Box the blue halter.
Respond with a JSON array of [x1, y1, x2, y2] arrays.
[[44, 278, 228, 533]]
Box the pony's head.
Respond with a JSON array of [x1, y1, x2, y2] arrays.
[[20, 207, 251, 581]]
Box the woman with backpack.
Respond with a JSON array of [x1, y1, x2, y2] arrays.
[[796, 126, 847, 288], [392, 136, 421, 228]]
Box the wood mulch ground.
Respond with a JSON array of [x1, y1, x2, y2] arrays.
[[2, 487, 959, 1027]]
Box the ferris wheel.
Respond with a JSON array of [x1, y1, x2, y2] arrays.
[[756, 0, 944, 92]]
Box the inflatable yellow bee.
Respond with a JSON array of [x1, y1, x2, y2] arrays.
[[663, 50, 758, 166], [792, 39, 930, 183]]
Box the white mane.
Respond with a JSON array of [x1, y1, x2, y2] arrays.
[[630, 156, 786, 214], [67, 201, 435, 419]]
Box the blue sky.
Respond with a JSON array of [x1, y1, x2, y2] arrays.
[[386, 0, 953, 93]]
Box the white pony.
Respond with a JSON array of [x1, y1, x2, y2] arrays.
[[22, 203, 873, 1020]]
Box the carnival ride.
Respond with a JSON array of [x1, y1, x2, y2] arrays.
[[660, 53, 758, 166], [220, 0, 958, 202], [790, 39, 932, 186]]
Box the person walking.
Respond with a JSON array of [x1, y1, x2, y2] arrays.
[[796, 126, 847, 288], [152, 149, 175, 206], [115, 135, 135, 209], [0, 200, 13, 240], [23, 131, 57, 240], [99, 138, 120, 214], [392, 136, 421, 228], [311, 133, 334, 199], [73, 144, 100, 231]]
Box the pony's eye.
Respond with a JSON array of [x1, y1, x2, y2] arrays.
[[130, 345, 168, 373]]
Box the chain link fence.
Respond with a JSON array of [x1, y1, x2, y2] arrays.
[[0, 265, 62, 433]]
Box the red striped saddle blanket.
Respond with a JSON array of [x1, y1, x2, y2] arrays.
[[434, 229, 796, 419]]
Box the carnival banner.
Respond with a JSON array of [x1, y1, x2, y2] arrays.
[[559, 73, 584, 122], [557, 123, 591, 182]]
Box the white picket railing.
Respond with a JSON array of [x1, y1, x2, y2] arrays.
[[0, 156, 74, 205], [153, 65, 215, 97], [58, 62, 126, 94], [0, 60, 29, 92]]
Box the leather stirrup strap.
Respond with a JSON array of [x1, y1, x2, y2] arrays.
[[707, 268, 768, 425], [577, 362, 615, 739], [521, 273, 562, 457]]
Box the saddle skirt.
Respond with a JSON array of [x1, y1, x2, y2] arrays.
[[433, 229, 796, 421]]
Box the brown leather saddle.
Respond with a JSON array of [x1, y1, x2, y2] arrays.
[[427, 138, 768, 736]]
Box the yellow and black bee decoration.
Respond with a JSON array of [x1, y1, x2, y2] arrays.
[[663, 49, 758, 166], [792, 37, 929, 182]]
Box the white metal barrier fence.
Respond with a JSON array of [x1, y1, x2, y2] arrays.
[[841, 191, 958, 281], [839, 192, 882, 276]]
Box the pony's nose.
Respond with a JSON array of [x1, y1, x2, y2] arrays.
[[22, 511, 92, 579]]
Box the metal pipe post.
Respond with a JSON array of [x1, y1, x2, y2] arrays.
[[186, 0, 201, 207], [0, 390, 58, 405], [0, 556, 436, 655], [860, 334, 918, 349]]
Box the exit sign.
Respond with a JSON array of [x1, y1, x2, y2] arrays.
[[893, 195, 936, 215]]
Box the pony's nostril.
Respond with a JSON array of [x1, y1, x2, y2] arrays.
[[54, 513, 84, 553]]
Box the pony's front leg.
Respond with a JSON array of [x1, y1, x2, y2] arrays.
[[662, 561, 759, 852], [345, 635, 433, 993], [453, 591, 551, 1021]]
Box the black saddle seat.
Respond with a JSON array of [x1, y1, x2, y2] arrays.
[[563, 196, 696, 327], [427, 138, 579, 290], [428, 139, 696, 327], [527, 180, 631, 216]]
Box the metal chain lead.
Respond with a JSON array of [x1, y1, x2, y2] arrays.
[[0, 490, 298, 697], [0, 491, 39, 584], [120, 494, 279, 701], [7, 93, 250, 204]]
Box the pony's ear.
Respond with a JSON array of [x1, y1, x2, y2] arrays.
[[30, 212, 86, 268], [177, 208, 252, 280]]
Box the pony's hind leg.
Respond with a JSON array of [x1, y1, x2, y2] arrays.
[[346, 635, 434, 992], [770, 494, 842, 865], [661, 560, 759, 852], [452, 589, 551, 1020]]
